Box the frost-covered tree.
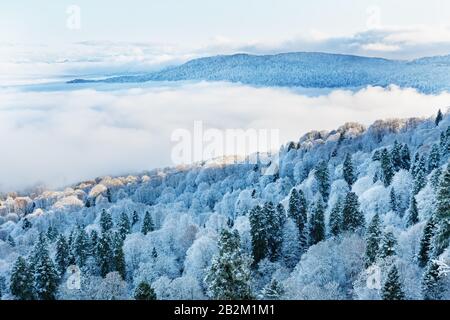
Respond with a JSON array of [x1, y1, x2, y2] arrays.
[[380, 149, 394, 187], [22, 217, 32, 231], [131, 210, 139, 226], [391, 141, 403, 172], [390, 188, 399, 215], [418, 219, 436, 268], [55, 235, 70, 276], [309, 197, 326, 245], [74, 226, 89, 268], [382, 265, 405, 300], [435, 109, 443, 126], [204, 229, 252, 300], [112, 233, 126, 280], [315, 161, 330, 201], [260, 278, 284, 300], [10, 256, 34, 300], [281, 218, 301, 269], [400, 144, 411, 171], [422, 260, 444, 300], [46, 225, 58, 242], [428, 144, 441, 172], [413, 156, 427, 194], [32, 235, 59, 300], [342, 192, 365, 232], [432, 166, 450, 256], [141, 211, 154, 235], [406, 196, 419, 227], [118, 212, 131, 240], [267, 203, 286, 261], [134, 281, 157, 300], [343, 154, 356, 186], [365, 213, 382, 267], [100, 209, 113, 234], [249, 205, 268, 265], [97, 233, 114, 277], [379, 231, 397, 259], [328, 198, 342, 237]]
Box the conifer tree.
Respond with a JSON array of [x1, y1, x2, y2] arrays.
[[379, 231, 397, 259], [400, 144, 411, 170], [365, 213, 382, 267], [281, 218, 301, 269], [112, 233, 126, 280], [381, 265, 405, 300], [342, 192, 365, 232], [309, 197, 326, 245], [134, 281, 157, 300], [314, 161, 330, 201], [329, 198, 342, 237], [205, 229, 253, 300], [418, 219, 436, 268], [22, 218, 32, 231], [428, 144, 441, 172], [131, 210, 139, 226], [413, 156, 427, 194], [32, 235, 59, 300], [141, 211, 154, 235], [391, 141, 403, 172], [380, 148, 394, 187], [74, 226, 89, 268], [435, 109, 443, 126], [260, 278, 285, 300], [10, 256, 34, 300], [97, 233, 114, 277], [432, 166, 450, 256], [55, 234, 70, 276], [390, 188, 399, 215], [288, 189, 308, 250], [118, 212, 131, 240], [343, 153, 356, 186], [249, 205, 268, 265], [46, 225, 58, 242], [100, 209, 113, 234], [406, 196, 419, 227], [7, 235, 15, 247], [267, 203, 285, 261], [422, 260, 444, 300]]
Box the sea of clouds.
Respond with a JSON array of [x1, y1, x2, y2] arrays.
[[0, 82, 449, 192]]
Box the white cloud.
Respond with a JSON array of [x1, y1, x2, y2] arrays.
[[0, 83, 448, 191]]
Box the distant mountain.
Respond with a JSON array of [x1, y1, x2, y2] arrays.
[[68, 52, 450, 93]]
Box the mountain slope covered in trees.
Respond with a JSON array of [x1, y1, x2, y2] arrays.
[[0, 110, 449, 300], [68, 52, 450, 94]]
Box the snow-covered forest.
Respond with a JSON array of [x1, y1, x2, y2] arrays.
[[0, 110, 449, 300]]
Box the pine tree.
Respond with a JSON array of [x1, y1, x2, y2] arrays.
[[46, 225, 58, 242], [249, 205, 268, 265], [382, 265, 405, 300], [365, 213, 382, 267], [131, 210, 139, 226], [267, 203, 285, 261], [314, 161, 330, 201], [391, 141, 403, 172], [134, 281, 157, 300], [74, 226, 89, 268], [430, 167, 443, 191], [400, 144, 411, 170], [435, 109, 443, 126], [10, 256, 34, 300], [309, 197, 326, 245], [413, 156, 427, 194], [406, 196, 419, 227], [380, 148, 394, 187], [418, 219, 436, 268], [428, 144, 441, 172], [390, 188, 399, 215], [205, 229, 253, 300], [141, 211, 154, 235], [343, 153, 356, 186], [90, 229, 99, 255], [118, 212, 131, 240], [329, 199, 342, 237], [342, 192, 365, 232], [32, 235, 59, 300], [432, 166, 450, 256], [379, 231, 397, 259], [55, 234, 70, 276], [281, 218, 301, 269], [112, 232, 126, 280], [22, 218, 32, 231], [100, 209, 113, 234], [422, 260, 444, 300], [97, 233, 114, 277]]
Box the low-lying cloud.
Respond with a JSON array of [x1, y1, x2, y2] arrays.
[[0, 82, 449, 191]]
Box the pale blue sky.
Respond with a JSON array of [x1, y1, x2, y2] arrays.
[[1, 0, 449, 45]]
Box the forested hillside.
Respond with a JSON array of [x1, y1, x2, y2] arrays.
[[0, 110, 449, 300]]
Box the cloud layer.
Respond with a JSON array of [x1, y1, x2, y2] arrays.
[[0, 83, 448, 191]]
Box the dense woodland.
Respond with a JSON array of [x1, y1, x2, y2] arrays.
[[0, 110, 449, 300]]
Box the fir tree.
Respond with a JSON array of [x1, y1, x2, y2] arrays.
[[134, 281, 157, 300], [342, 192, 365, 232], [90, 230, 99, 256], [100, 209, 113, 234], [281, 218, 301, 269], [379, 231, 397, 259], [97, 233, 114, 277], [249, 205, 268, 265], [260, 278, 285, 300], [55, 234, 70, 276], [205, 229, 253, 300], [309, 197, 326, 245], [406, 196, 419, 227], [46, 225, 58, 242], [390, 188, 399, 215], [141, 211, 154, 235], [112, 232, 126, 280], [400, 144, 411, 170], [22, 218, 32, 231], [32, 235, 59, 300], [131, 210, 139, 226], [380, 148, 394, 187], [412, 156, 427, 194], [381, 265, 405, 300], [10, 256, 34, 300], [314, 161, 330, 201], [365, 213, 382, 267], [418, 219, 436, 268], [391, 141, 403, 172], [118, 212, 131, 240], [435, 109, 443, 126], [267, 203, 285, 261], [328, 198, 342, 237], [421, 260, 444, 300], [432, 166, 450, 256], [74, 226, 89, 268], [343, 153, 356, 186], [410, 151, 421, 176], [428, 144, 441, 172]]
